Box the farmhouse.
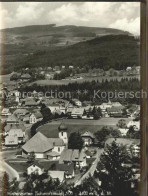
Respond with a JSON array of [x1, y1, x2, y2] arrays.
[[22, 128, 66, 159], [22, 132, 53, 159]]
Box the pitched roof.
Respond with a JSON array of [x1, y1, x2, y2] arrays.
[[59, 149, 86, 163], [20, 74, 31, 79], [105, 138, 140, 146], [71, 108, 84, 115], [9, 129, 24, 138], [31, 112, 43, 119], [106, 107, 122, 113], [25, 100, 38, 106], [48, 138, 64, 146], [57, 163, 74, 175], [5, 135, 18, 145], [81, 131, 95, 139], [22, 132, 53, 153], [13, 109, 29, 116], [48, 171, 64, 182], [6, 114, 19, 122], [5, 124, 26, 132], [46, 151, 60, 157], [27, 162, 44, 170]]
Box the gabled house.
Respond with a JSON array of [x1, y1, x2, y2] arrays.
[[71, 108, 84, 119], [22, 132, 53, 159], [29, 112, 43, 124], [13, 109, 29, 118], [81, 131, 95, 146], [27, 163, 44, 175], [59, 149, 87, 168], [4, 123, 26, 132], [106, 107, 123, 117], [22, 132, 65, 159]]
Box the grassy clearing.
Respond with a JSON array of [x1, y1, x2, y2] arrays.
[[37, 118, 131, 138]]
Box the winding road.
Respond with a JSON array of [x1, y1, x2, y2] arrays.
[[74, 148, 104, 187]]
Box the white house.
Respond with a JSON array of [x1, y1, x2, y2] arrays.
[[29, 112, 43, 124], [27, 163, 44, 175], [118, 128, 129, 136]]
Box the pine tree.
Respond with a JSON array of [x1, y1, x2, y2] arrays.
[[95, 141, 139, 196]]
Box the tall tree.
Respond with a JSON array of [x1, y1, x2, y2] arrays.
[[40, 104, 52, 122], [95, 141, 139, 196], [68, 132, 84, 150]]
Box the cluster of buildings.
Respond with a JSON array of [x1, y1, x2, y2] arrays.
[[16, 122, 96, 182]]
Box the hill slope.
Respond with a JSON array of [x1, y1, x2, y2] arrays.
[[0, 24, 130, 55], [2, 34, 139, 74]]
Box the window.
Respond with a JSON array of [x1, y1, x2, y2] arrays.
[[58, 147, 60, 152], [61, 132, 63, 136]]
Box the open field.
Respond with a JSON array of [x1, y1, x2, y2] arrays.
[[37, 118, 131, 138], [31, 75, 140, 86]]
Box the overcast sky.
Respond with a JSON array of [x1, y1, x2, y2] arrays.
[[0, 2, 140, 35]]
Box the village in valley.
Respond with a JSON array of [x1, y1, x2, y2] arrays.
[[0, 5, 141, 193], [0, 62, 140, 195]]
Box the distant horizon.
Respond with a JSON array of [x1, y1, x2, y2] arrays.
[[0, 23, 132, 33], [0, 2, 140, 35]]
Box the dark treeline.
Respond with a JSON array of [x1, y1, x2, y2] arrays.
[[20, 78, 140, 105]]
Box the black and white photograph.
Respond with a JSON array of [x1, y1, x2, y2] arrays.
[[0, 2, 142, 196]]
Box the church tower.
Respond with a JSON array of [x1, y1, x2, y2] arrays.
[[58, 121, 68, 146]]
